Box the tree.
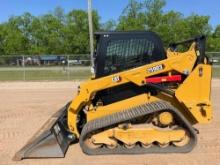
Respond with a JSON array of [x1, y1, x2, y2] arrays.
[[35, 14, 65, 54], [53, 6, 65, 23], [0, 7, 101, 55], [143, 0, 166, 30], [184, 14, 211, 36], [0, 24, 5, 54], [0, 1, 219, 55], [63, 10, 100, 54], [149, 11, 184, 45], [214, 25, 220, 37], [208, 25, 220, 51], [101, 19, 117, 31], [116, 0, 213, 47], [117, 0, 145, 30], [1, 16, 30, 55]]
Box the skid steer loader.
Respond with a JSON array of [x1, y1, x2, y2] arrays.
[[13, 31, 212, 160]]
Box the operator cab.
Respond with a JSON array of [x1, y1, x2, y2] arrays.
[[94, 31, 166, 78]]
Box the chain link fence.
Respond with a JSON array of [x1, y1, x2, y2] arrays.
[[207, 52, 220, 65], [0, 53, 219, 81], [0, 55, 91, 81], [207, 52, 220, 78]]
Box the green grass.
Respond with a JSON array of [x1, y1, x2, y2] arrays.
[[213, 67, 220, 78], [0, 67, 91, 81], [0, 66, 219, 81], [0, 70, 24, 81]]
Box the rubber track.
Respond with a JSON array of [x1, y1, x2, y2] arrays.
[[79, 101, 197, 155]]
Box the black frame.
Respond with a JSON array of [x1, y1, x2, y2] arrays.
[[94, 31, 166, 78], [169, 35, 207, 64]]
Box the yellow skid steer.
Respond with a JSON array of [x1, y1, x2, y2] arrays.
[[13, 31, 212, 160]]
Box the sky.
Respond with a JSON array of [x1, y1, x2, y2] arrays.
[[0, 0, 219, 28]]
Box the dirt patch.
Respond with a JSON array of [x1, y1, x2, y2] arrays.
[[0, 80, 219, 165]]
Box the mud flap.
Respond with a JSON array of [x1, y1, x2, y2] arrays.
[[13, 103, 73, 161]]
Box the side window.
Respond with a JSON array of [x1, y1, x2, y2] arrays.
[[104, 38, 155, 74]]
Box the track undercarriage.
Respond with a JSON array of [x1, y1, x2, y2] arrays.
[[80, 101, 197, 155]]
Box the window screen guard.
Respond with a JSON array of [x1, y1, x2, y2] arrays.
[[104, 38, 155, 75]]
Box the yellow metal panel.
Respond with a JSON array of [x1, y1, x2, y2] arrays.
[[114, 128, 185, 145], [91, 127, 186, 145], [68, 46, 201, 136], [175, 64, 212, 123]]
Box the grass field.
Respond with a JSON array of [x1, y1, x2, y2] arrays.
[[213, 66, 220, 78], [0, 67, 91, 81], [0, 66, 219, 81]]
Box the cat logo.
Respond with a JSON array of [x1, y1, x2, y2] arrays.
[[112, 75, 121, 82]]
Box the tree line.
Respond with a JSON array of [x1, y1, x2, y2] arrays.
[[0, 0, 219, 56]]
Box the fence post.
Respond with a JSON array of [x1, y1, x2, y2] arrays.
[[67, 55, 70, 80], [22, 55, 26, 81]]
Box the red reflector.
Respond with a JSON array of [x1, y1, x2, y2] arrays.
[[145, 75, 182, 83]]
